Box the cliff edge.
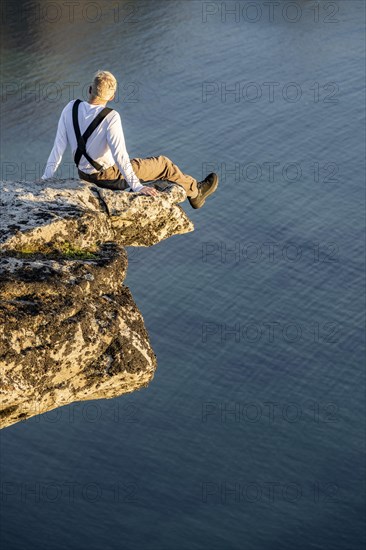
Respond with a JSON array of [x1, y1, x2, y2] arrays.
[[0, 179, 194, 429]]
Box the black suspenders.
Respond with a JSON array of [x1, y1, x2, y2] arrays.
[[72, 99, 113, 172]]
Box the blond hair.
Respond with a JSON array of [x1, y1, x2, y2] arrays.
[[90, 70, 117, 101]]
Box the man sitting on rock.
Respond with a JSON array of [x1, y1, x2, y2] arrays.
[[41, 70, 218, 209]]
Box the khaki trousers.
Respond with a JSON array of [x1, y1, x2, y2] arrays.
[[78, 155, 199, 197]]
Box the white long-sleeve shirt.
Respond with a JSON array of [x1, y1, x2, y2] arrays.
[[41, 100, 143, 192]]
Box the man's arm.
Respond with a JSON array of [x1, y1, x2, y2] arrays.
[[41, 107, 68, 180], [106, 112, 144, 192]]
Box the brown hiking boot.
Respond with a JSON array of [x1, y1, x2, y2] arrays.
[[188, 173, 219, 209]]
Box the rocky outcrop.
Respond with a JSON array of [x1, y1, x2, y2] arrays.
[[0, 179, 194, 429], [0, 178, 194, 253]]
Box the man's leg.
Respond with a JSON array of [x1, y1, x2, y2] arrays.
[[79, 155, 200, 196], [78, 165, 129, 191], [131, 156, 199, 198]]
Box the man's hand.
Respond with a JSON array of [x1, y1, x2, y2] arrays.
[[139, 186, 160, 197]]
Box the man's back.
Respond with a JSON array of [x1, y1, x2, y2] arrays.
[[42, 99, 142, 190], [66, 100, 115, 172]]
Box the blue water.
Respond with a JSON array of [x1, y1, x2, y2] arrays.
[[0, 1, 365, 549]]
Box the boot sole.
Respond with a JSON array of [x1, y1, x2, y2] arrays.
[[188, 175, 219, 209]]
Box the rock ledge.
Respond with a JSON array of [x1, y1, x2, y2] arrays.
[[0, 179, 194, 429]]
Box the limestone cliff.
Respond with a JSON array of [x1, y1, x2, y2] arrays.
[[0, 179, 194, 429]]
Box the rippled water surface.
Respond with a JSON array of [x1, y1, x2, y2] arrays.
[[0, 1, 365, 549]]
